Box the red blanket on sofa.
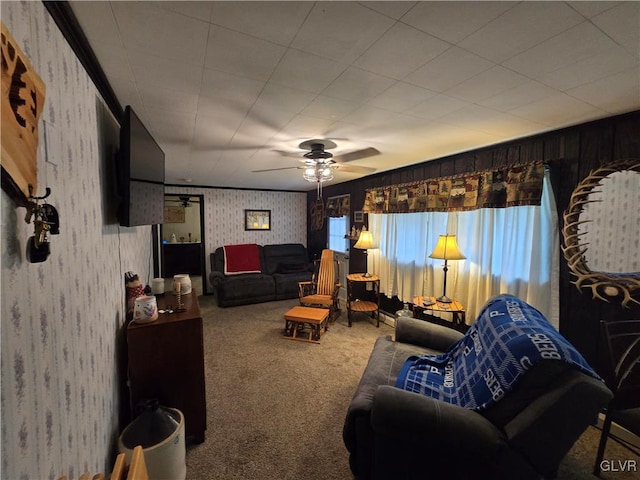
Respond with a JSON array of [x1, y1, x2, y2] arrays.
[[223, 244, 262, 275]]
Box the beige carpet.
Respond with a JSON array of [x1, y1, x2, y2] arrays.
[[185, 296, 639, 479]]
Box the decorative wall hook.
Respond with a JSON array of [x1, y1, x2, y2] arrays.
[[24, 184, 59, 263]]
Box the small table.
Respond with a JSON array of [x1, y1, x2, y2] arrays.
[[283, 306, 329, 343], [346, 273, 380, 327], [412, 296, 466, 331]]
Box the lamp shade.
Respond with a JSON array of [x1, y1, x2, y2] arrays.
[[429, 235, 465, 260], [354, 230, 376, 250]]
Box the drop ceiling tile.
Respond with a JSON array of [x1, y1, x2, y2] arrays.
[[209, 1, 312, 46], [444, 66, 529, 102], [204, 27, 286, 81], [459, 1, 584, 63], [192, 116, 239, 149], [404, 46, 493, 92], [567, 69, 640, 113], [401, 1, 516, 44], [144, 108, 196, 143], [69, 1, 121, 48], [567, 1, 621, 19], [368, 82, 437, 113], [360, 1, 416, 20], [592, 2, 640, 58], [153, 1, 213, 22], [269, 49, 347, 94], [128, 49, 203, 95], [200, 69, 264, 107], [111, 2, 209, 65], [284, 114, 337, 137], [322, 67, 396, 103], [509, 93, 607, 127], [300, 95, 360, 121], [139, 85, 199, 115], [406, 94, 470, 121], [479, 80, 558, 111], [538, 47, 639, 91], [504, 22, 622, 79], [291, 2, 394, 64], [439, 104, 545, 138], [196, 96, 250, 125], [252, 83, 316, 115], [354, 23, 450, 80], [341, 104, 401, 128]]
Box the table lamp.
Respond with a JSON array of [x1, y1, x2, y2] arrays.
[[354, 226, 377, 278], [429, 234, 465, 303]]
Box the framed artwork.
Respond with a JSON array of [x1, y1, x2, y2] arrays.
[[164, 206, 185, 223], [354, 211, 364, 223], [245, 209, 271, 231], [1, 23, 47, 206]]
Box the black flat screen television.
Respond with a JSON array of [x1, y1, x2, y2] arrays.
[[117, 105, 165, 227]]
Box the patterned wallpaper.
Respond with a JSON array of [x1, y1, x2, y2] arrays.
[[1, 2, 152, 479], [165, 186, 307, 282], [580, 170, 640, 273]]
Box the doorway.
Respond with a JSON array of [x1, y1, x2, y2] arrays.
[[158, 194, 208, 295]]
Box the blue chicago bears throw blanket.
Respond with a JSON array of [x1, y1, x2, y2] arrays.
[[395, 294, 600, 412]]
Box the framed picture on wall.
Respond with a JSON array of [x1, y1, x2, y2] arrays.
[[244, 209, 271, 231], [354, 211, 364, 223]]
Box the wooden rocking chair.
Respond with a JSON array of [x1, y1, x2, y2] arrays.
[[298, 249, 341, 321]]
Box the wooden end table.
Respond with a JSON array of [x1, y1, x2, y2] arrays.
[[283, 306, 329, 343], [346, 273, 380, 327], [412, 296, 466, 331]]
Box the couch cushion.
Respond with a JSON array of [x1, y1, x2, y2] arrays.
[[263, 243, 310, 275], [219, 274, 274, 300]]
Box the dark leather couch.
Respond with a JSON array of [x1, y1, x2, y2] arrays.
[[343, 315, 613, 480], [209, 243, 313, 307]]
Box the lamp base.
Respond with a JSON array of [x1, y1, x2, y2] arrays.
[[436, 295, 453, 303], [363, 272, 372, 278]]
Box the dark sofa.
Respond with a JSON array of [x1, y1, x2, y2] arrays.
[[343, 299, 612, 480], [209, 243, 313, 307]]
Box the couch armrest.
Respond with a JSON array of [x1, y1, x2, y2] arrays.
[[371, 386, 535, 479], [503, 371, 612, 477], [209, 271, 226, 287], [372, 385, 504, 447], [395, 316, 464, 350]]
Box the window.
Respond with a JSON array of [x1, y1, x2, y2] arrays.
[[328, 216, 349, 253], [369, 171, 559, 326]]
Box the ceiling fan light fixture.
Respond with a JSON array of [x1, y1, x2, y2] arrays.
[[303, 164, 334, 183]]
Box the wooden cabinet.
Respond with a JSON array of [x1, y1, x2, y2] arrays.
[[127, 291, 206, 443], [162, 243, 202, 277]]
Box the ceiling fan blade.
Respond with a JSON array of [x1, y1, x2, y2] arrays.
[[336, 165, 377, 174], [272, 149, 302, 158], [334, 147, 380, 163], [251, 166, 300, 173]]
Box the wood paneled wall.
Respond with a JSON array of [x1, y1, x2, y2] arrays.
[[307, 110, 640, 371]]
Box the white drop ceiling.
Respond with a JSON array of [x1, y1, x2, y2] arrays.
[[68, 1, 640, 191]]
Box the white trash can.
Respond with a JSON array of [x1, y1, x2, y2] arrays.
[[119, 400, 186, 480]]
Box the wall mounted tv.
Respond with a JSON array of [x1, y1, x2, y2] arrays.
[[117, 105, 165, 227]]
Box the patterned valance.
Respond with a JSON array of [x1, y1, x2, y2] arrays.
[[325, 194, 350, 217], [363, 163, 545, 214]]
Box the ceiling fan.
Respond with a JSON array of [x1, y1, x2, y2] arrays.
[[166, 196, 200, 208], [252, 139, 380, 175]]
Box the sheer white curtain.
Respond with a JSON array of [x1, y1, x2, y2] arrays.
[[369, 171, 559, 327]]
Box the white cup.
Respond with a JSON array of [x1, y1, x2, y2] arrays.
[[151, 278, 165, 295]]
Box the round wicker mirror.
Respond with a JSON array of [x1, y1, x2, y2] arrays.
[[561, 159, 640, 307]]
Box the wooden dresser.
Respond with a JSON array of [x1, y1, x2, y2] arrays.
[[127, 290, 206, 443]]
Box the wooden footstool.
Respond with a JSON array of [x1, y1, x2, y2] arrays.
[[283, 306, 329, 344]]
